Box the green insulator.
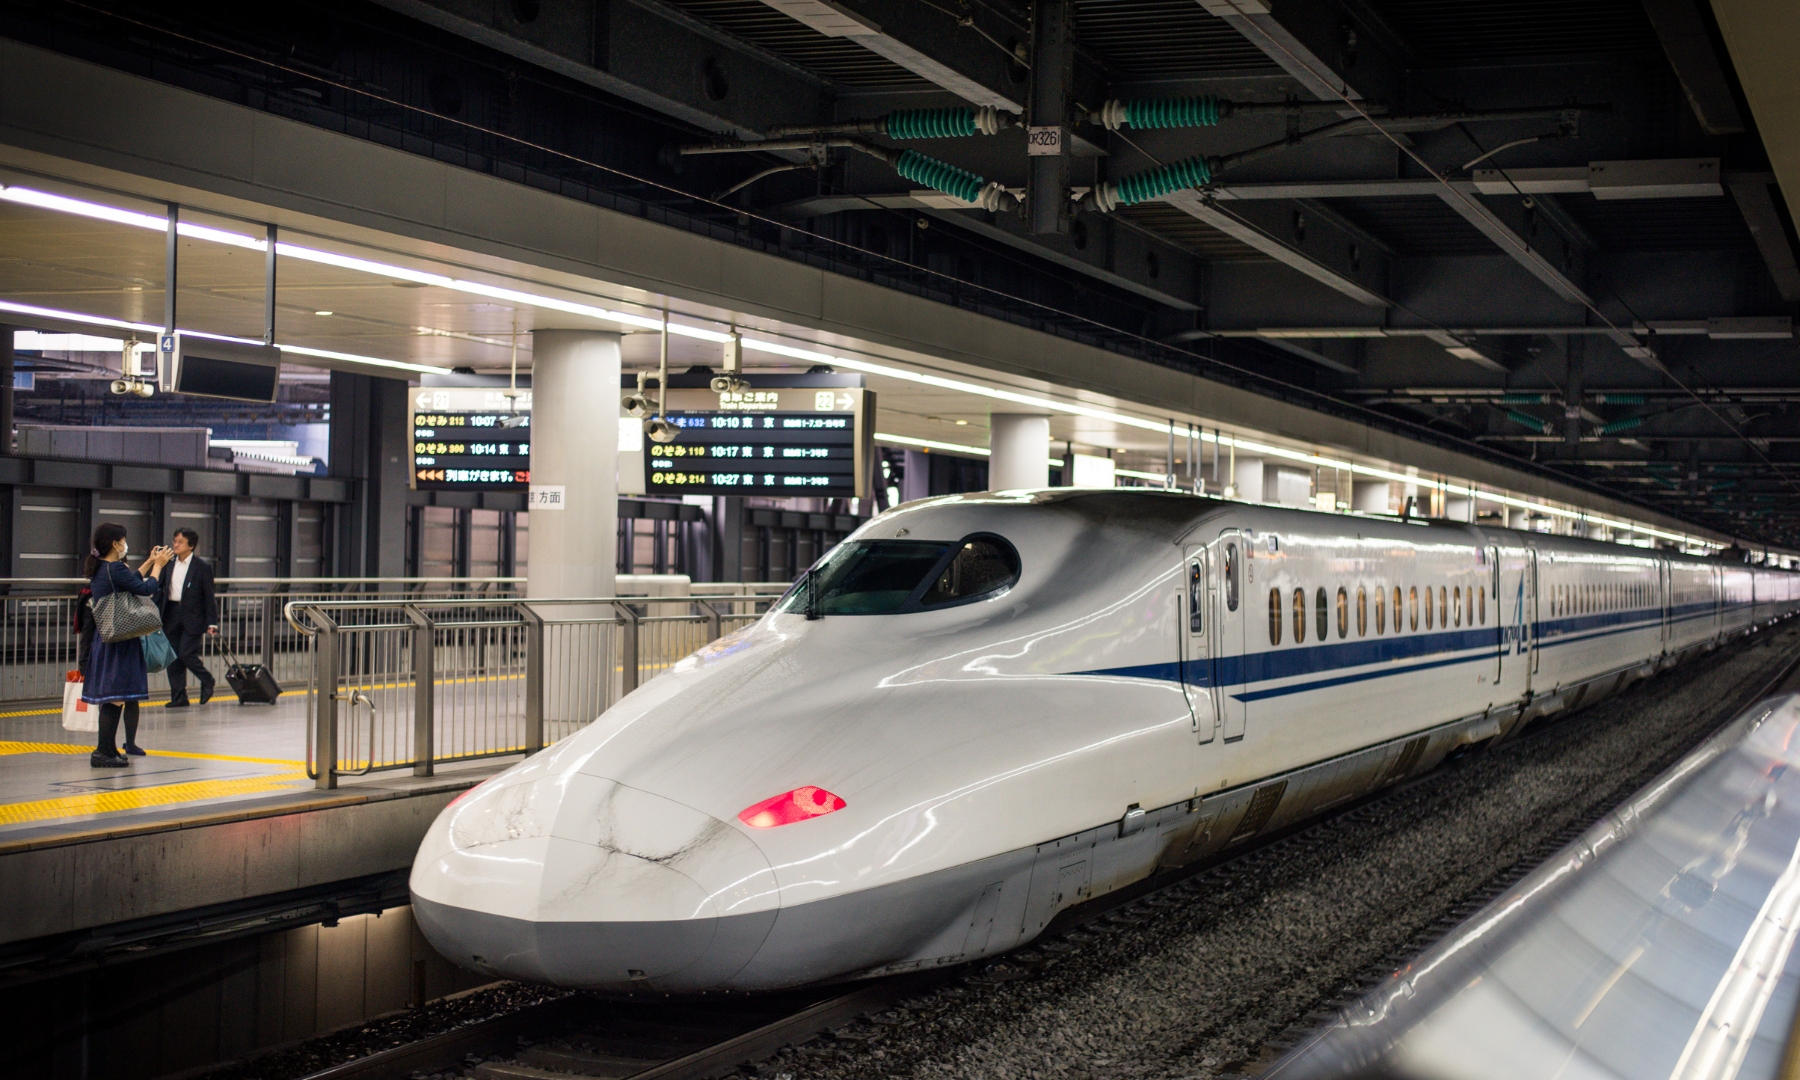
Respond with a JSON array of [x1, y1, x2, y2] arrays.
[[1506, 409, 1552, 434], [1593, 393, 1645, 405], [1598, 415, 1644, 436], [894, 149, 986, 204], [1112, 155, 1214, 206], [1498, 393, 1548, 404], [1125, 95, 1223, 129], [885, 108, 978, 140]]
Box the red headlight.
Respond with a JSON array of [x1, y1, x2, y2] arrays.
[[737, 786, 846, 828]]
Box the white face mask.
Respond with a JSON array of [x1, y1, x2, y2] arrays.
[[119, 541, 129, 558]]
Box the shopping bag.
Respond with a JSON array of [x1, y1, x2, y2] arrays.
[[141, 629, 176, 674], [62, 671, 96, 732]]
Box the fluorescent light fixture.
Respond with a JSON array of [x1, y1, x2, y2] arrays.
[[873, 431, 1061, 467], [0, 182, 1720, 551], [0, 299, 451, 376]]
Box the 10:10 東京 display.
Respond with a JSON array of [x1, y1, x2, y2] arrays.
[[645, 386, 873, 498]]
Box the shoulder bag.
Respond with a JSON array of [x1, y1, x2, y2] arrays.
[[92, 573, 163, 643]]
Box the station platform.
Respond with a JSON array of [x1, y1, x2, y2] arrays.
[[0, 696, 514, 951]]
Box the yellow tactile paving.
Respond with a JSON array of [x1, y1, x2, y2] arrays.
[[0, 741, 303, 767], [0, 771, 309, 826]]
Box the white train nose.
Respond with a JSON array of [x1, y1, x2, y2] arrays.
[[410, 773, 781, 990]]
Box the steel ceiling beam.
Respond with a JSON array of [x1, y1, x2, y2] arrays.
[[1197, 0, 1399, 103], [1162, 189, 1390, 308], [370, 0, 832, 138], [1640, 0, 1746, 134], [1728, 174, 1800, 303]]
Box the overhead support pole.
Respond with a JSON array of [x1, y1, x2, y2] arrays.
[[1027, 0, 1074, 236], [162, 203, 178, 390], [263, 223, 278, 347]]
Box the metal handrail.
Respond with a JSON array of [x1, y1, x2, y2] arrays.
[[284, 595, 778, 635]]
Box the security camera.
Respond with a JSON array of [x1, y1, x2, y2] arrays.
[[622, 392, 652, 418], [500, 413, 527, 428], [644, 416, 679, 444], [133, 382, 154, 398]]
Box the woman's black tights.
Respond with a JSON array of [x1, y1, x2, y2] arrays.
[[96, 701, 139, 756]]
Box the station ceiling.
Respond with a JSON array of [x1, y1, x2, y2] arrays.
[[2, 0, 1798, 547]]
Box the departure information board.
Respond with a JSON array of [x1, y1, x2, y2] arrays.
[[644, 386, 872, 497], [410, 386, 531, 491]]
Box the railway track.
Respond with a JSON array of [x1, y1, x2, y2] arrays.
[[230, 624, 1800, 1080]]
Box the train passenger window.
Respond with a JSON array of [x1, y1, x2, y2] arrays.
[[1269, 588, 1282, 646], [1409, 586, 1419, 631], [1425, 585, 1434, 629], [1316, 587, 1329, 642], [1479, 586, 1487, 624], [1336, 587, 1349, 639], [1293, 588, 1307, 644], [1375, 586, 1386, 634], [1453, 586, 1463, 627], [1357, 587, 1368, 636], [1188, 561, 1203, 633], [1224, 543, 1240, 612], [919, 537, 1023, 607], [1439, 586, 1448, 628]]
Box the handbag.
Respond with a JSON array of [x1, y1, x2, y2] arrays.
[[141, 629, 177, 674], [62, 671, 96, 732], [92, 588, 162, 642]]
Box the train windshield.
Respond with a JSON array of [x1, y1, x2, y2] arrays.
[[777, 535, 1020, 615]]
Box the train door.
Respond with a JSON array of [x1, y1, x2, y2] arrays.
[[1213, 530, 1249, 742], [1179, 548, 1217, 743], [1488, 545, 1503, 684], [1659, 559, 1671, 651], [1524, 547, 1542, 681]]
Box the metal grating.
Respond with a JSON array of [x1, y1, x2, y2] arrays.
[[1321, 195, 1495, 256], [1118, 203, 1270, 260], [1074, 0, 1282, 77], [660, 0, 932, 88], [1554, 194, 1759, 252], [1363, 0, 1662, 64]]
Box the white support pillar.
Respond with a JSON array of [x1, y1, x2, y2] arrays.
[[528, 330, 620, 599], [1352, 480, 1390, 514], [988, 414, 1050, 490]]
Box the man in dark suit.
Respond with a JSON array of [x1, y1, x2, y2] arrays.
[[158, 527, 218, 706]]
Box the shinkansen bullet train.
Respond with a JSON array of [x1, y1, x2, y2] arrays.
[[410, 490, 1800, 993]]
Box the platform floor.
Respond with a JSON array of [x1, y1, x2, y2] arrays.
[[0, 693, 519, 842]]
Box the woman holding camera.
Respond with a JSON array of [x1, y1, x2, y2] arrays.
[[82, 523, 172, 767]]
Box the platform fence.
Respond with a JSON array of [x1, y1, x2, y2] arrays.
[[0, 576, 526, 706], [284, 594, 782, 788]]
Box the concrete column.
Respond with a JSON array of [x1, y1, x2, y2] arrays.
[[0, 325, 13, 455], [901, 449, 932, 503], [1352, 480, 1390, 514], [988, 414, 1050, 490], [1232, 456, 1265, 502], [528, 330, 620, 599]]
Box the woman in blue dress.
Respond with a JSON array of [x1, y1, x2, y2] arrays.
[[82, 523, 172, 767]]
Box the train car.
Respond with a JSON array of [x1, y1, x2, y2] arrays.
[[409, 490, 1796, 994]]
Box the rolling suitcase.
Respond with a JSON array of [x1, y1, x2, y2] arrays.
[[223, 646, 282, 705]]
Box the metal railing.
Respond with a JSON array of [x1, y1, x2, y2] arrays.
[[284, 594, 783, 788], [0, 577, 524, 705]]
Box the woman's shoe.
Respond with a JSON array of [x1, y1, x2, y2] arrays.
[[90, 752, 129, 768], [123, 744, 146, 757]]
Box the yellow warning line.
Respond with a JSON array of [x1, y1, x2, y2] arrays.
[[0, 698, 182, 720], [0, 741, 303, 767], [0, 772, 308, 826]]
